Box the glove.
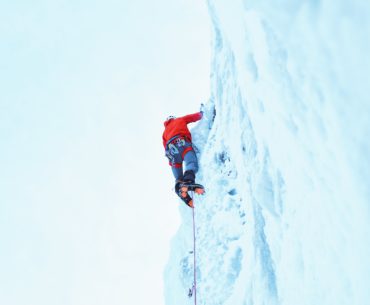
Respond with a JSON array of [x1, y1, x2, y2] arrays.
[[200, 103, 205, 114]]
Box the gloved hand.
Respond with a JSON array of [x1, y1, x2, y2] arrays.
[[200, 103, 205, 114]]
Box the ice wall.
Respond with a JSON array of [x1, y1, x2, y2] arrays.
[[164, 1, 370, 304]]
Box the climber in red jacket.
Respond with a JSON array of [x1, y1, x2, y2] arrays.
[[163, 111, 203, 206]]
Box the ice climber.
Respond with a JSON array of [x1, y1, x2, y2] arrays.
[[162, 110, 205, 207]]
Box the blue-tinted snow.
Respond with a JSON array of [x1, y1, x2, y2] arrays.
[[165, 1, 370, 304]]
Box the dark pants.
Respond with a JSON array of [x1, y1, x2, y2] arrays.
[[166, 137, 199, 181], [171, 150, 198, 180]]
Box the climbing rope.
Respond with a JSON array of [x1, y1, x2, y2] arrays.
[[189, 191, 197, 305], [184, 189, 202, 303]]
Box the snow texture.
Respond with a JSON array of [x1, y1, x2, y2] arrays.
[[164, 1, 370, 304]]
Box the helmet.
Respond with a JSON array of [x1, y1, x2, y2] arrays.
[[166, 115, 176, 121]]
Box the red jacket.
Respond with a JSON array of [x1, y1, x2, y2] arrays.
[[162, 112, 203, 148]]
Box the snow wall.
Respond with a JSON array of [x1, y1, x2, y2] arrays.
[[164, 1, 370, 305]]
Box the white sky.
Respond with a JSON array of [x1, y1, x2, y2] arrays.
[[0, 1, 210, 304]]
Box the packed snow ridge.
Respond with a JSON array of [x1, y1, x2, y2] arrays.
[[164, 1, 370, 305]]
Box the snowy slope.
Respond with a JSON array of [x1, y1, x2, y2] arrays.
[[164, 1, 370, 305]]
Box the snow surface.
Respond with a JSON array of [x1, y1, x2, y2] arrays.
[[164, 1, 370, 304]]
